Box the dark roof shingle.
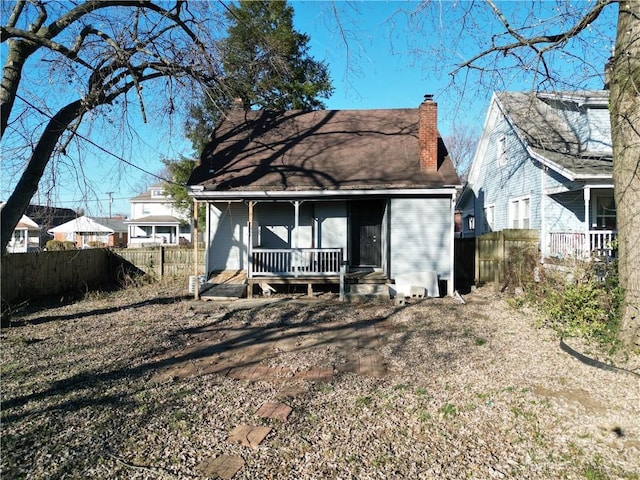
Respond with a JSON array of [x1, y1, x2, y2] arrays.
[[496, 91, 612, 178], [188, 108, 460, 192]]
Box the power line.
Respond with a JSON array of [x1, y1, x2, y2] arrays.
[[13, 93, 186, 187]]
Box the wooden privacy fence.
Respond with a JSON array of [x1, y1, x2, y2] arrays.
[[475, 229, 539, 284], [1, 249, 126, 306], [112, 246, 206, 278]]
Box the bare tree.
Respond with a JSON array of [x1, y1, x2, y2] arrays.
[[443, 123, 479, 183], [413, 0, 639, 348], [0, 1, 225, 252]]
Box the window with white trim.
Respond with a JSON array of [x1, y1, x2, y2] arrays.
[[510, 197, 530, 229], [594, 195, 616, 230], [484, 204, 495, 231]]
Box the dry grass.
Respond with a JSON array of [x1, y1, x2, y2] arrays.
[[2, 280, 639, 479]]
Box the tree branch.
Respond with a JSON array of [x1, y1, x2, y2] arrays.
[[451, 0, 614, 77]]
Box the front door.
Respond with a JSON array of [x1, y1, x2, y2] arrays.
[[351, 201, 385, 267]]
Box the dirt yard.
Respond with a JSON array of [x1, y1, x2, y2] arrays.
[[2, 281, 639, 480]]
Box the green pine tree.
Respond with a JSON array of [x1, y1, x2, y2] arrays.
[[185, 0, 333, 154]]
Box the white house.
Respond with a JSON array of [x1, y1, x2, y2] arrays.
[[1, 202, 41, 253], [48, 216, 128, 248], [187, 97, 462, 297], [125, 185, 191, 247]]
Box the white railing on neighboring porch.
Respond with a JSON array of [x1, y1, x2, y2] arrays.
[[548, 231, 617, 259], [250, 248, 343, 277]]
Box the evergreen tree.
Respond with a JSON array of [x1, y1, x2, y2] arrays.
[[185, 0, 333, 153]]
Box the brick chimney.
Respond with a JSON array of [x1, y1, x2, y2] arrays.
[[419, 94, 438, 172]]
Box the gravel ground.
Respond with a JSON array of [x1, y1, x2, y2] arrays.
[[2, 280, 639, 480]]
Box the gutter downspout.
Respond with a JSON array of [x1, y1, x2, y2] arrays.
[[449, 191, 456, 297]]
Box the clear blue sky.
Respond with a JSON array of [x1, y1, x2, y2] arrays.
[[1, 1, 617, 218]]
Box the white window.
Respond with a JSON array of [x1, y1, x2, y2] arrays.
[[151, 189, 164, 198], [142, 204, 151, 215], [497, 136, 507, 166], [510, 197, 531, 229], [484, 204, 495, 231]]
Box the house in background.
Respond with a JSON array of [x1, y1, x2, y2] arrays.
[[48, 215, 128, 248], [1, 202, 41, 253], [187, 96, 461, 297], [125, 185, 191, 247], [25, 204, 77, 246], [457, 90, 615, 259]]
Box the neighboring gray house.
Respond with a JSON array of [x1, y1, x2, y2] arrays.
[[457, 91, 616, 259], [187, 97, 461, 297]]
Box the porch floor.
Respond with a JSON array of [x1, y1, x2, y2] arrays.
[[201, 269, 391, 300]]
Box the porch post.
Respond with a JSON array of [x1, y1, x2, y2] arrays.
[[248, 201, 255, 280], [294, 200, 300, 278], [193, 199, 199, 300], [584, 187, 591, 258], [293, 200, 300, 249]]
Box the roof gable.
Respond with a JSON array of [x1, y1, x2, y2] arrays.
[[496, 91, 612, 179], [48, 216, 126, 234], [188, 108, 460, 192]]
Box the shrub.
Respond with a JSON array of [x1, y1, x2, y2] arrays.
[[46, 240, 78, 250], [528, 259, 622, 348], [62, 241, 77, 250]]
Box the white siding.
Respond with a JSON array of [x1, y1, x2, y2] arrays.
[[389, 198, 452, 280], [315, 202, 347, 257], [254, 202, 313, 248], [208, 202, 248, 271], [586, 107, 612, 153]]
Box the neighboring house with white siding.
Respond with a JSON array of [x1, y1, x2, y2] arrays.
[[457, 91, 615, 259], [126, 185, 192, 246], [0, 202, 41, 253], [187, 97, 461, 297]]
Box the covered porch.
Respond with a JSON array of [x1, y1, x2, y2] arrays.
[[544, 185, 616, 259], [126, 215, 189, 247], [243, 198, 387, 297]]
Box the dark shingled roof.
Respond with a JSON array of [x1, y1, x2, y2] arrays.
[[188, 108, 460, 192], [496, 91, 612, 178]]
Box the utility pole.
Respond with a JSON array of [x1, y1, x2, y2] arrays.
[[106, 192, 113, 218]]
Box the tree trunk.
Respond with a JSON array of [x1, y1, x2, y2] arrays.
[[0, 100, 83, 254], [1, 40, 31, 139], [610, 0, 640, 348]]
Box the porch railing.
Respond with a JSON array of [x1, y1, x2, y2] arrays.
[[250, 248, 343, 277], [548, 230, 617, 259]]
